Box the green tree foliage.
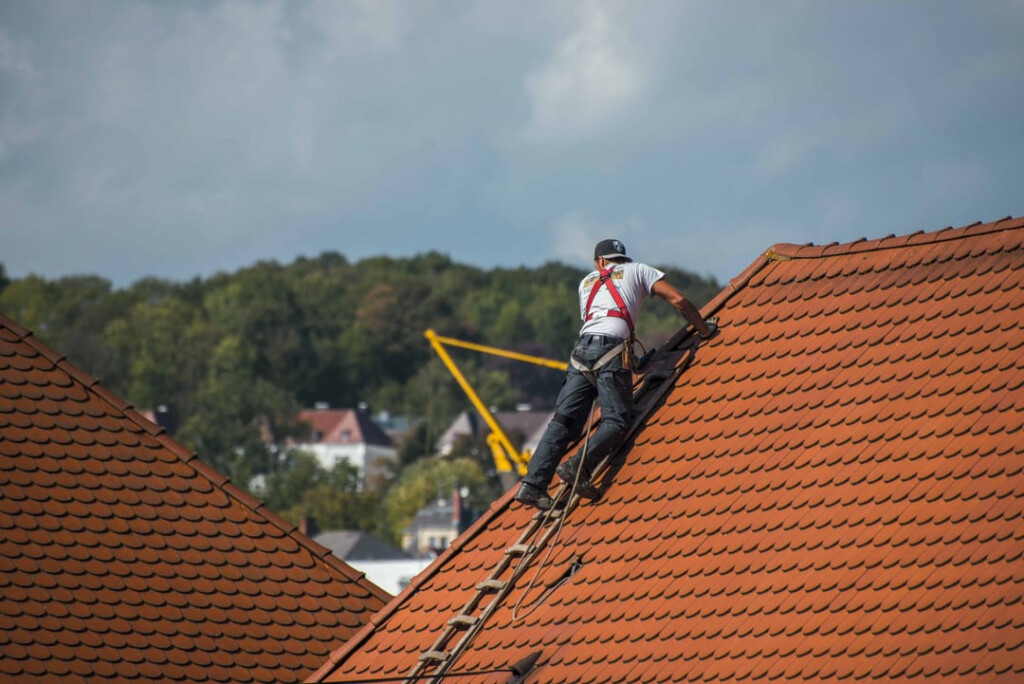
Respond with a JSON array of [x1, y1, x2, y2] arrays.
[[1, 252, 720, 540], [104, 296, 216, 416], [261, 452, 378, 531], [377, 456, 492, 545], [0, 274, 129, 384], [175, 335, 301, 482], [398, 421, 431, 468], [204, 263, 318, 400]]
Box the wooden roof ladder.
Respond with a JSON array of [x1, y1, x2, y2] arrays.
[[405, 329, 707, 683], [404, 480, 580, 684]]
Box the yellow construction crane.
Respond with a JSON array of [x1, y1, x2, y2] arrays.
[[425, 329, 566, 483]]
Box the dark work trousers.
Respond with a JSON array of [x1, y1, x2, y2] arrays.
[[522, 333, 633, 490]]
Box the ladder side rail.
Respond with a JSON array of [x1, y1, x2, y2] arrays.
[[427, 485, 582, 683], [402, 499, 558, 683]]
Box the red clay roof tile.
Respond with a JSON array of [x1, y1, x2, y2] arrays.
[[0, 316, 390, 684], [308, 216, 1024, 683]]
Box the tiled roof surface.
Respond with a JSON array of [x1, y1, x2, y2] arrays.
[[310, 217, 1024, 683], [0, 316, 390, 684]]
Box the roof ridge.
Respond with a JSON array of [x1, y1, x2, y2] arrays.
[[0, 314, 391, 606], [766, 215, 1022, 261]]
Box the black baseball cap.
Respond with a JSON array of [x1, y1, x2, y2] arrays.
[[594, 239, 631, 262]]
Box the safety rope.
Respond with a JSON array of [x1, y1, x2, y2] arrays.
[[509, 399, 598, 622]]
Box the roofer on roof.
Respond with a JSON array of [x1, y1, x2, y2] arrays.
[[514, 239, 716, 510]]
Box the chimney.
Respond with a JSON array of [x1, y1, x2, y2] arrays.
[[453, 486, 472, 533], [451, 487, 461, 528], [153, 404, 179, 436], [299, 516, 318, 538]]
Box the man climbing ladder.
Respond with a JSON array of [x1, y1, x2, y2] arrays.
[[514, 239, 716, 510]]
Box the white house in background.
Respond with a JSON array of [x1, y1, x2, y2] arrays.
[[286, 407, 397, 487]]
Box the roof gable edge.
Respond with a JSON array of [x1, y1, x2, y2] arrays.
[[0, 314, 392, 608]]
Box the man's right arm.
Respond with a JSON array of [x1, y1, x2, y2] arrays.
[[651, 278, 713, 338]]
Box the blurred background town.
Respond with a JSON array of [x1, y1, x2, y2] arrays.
[[0, 256, 717, 590]]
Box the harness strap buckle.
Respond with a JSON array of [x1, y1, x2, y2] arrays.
[[570, 340, 626, 385]]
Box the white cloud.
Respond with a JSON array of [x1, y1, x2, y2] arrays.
[[1, 1, 1021, 286], [552, 211, 648, 265], [523, 2, 646, 143], [0, 29, 36, 79], [304, 0, 416, 57], [552, 213, 596, 264], [0, 29, 40, 160]]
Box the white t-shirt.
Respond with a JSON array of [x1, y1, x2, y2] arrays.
[[577, 262, 665, 339]]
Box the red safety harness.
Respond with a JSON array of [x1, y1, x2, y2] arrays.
[[584, 266, 634, 334]]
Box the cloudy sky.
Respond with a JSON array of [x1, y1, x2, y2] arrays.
[[2, 1, 1022, 286]]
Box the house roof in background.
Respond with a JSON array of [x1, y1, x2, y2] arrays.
[[493, 410, 552, 444], [436, 410, 552, 453], [403, 498, 458, 533], [434, 411, 477, 453], [293, 409, 393, 448], [0, 316, 391, 684], [313, 531, 411, 562], [310, 216, 1024, 683]]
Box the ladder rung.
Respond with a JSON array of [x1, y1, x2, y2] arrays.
[[534, 508, 564, 521], [476, 579, 506, 592], [505, 543, 533, 556], [448, 614, 478, 628], [419, 650, 449, 663]]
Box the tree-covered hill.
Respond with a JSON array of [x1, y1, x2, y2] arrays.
[[0, 254, 720, 540]]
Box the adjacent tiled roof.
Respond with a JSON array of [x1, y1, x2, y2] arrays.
[[309, 216, 1024, 683], [0, 315, 391, 684], [294, 409, 393, 447]]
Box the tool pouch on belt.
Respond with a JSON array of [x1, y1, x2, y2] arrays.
[[621, 336, 636, 371]]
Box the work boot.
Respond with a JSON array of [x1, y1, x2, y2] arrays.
[[556, 461, 601, 500], [555, 460, 578, 484], [514, 482, 553, 511]]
